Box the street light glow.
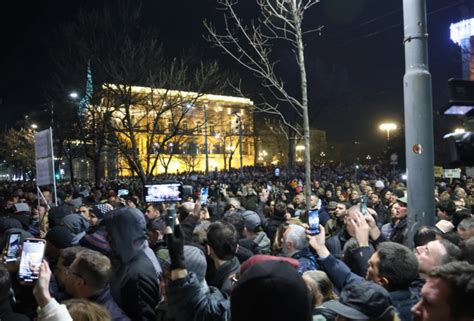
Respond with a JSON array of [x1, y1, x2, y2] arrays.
[[31, 124, 38, 129], [379, 122, 397, 140], [454, 128, 465, 134], [69, 91, 79, 99]]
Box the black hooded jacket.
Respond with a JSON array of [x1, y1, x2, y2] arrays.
[[105, 208, 162, 321]]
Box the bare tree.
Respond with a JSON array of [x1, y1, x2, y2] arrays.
[[205, 0, 323, 206]]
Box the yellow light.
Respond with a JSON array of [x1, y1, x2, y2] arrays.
[[379, 123, 397, 131], [454, 128, 465, 134], [296, 145, 305, 151]]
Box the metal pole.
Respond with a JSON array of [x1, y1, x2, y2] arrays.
[[49, 127, 58, 206], [238, 114, 243, 175], [204, 105, 209, 176], [403, 0, 435, 248]]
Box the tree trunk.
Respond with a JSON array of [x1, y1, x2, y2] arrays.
[[292, 4, 312, 209]]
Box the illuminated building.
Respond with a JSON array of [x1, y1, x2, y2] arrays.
[[450, 18, 474, 79], [102, 85, 255, 175]]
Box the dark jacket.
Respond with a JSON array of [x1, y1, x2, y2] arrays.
[[167, 272, 230, 321], [264, 216, 286, 245], [319, 254, 416, 321], [326, 229, 351, 260], [390, 290, 419, 321], [389, 217, 408, 246], [106, 208, 162, 321], [207, 257, 240, 297], [291, 247, 318, 274], [91, 287, 131, 321], [0, 299, 30, 321]]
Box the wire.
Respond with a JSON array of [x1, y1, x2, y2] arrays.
[[325, 0, 465, 47]]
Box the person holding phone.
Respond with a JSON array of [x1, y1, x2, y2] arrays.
[[0, 267, 30, 321]]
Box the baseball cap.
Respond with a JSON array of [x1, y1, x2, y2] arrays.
[[323, 281, 394, 320], [241, 210, 261, 231], [327, 201, 338, 211]]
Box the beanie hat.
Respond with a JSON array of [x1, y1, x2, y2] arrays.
[[79, 231, 110, 255], [157, 245, 207, 282], [231, 260, 311, 321], [241, 210, 261, 231], [91, 203, 114, 220], [46, 226, 74, 249], [240, 255, 299, 275]]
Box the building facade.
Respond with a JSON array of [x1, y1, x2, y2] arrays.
[[103, 85, 255, 176]]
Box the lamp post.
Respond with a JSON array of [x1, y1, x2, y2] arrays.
[[233, 112, 243, 175], [379, 123, 397, 140], [203, 103, 209, 176]]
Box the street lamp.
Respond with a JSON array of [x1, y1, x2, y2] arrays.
[[379, 122, 397, 140], [69, 91, 79, 99], [31, 123, 38, 130]]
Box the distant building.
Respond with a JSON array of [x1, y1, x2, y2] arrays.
[[101, 85, 255, 175], [255, 118, 327, 166]]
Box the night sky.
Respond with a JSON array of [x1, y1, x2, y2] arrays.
[[0, 0, 466, 147]]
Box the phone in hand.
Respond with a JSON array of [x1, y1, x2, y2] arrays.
[[164, 205, 177, 231], [200, 187, 209, 206], [5, 232, 21, 263], [307, 210, 320, 236], [360, 195, 368, 215], [18, 238, 46, 283]]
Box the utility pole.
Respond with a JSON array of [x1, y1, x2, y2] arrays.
[[233, 112, 243, 175], [204, 104, 209, 176], [403, 0, 436, 248]]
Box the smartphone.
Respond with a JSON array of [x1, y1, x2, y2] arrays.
[[5, 232, 21, 263], [200, 187, 209, 206], [360, 195, 368, 215], [164, 205, 177, 231], [18, 238, 46, 282], [117, 189, 129, 197], [307, 210, 320, 236]]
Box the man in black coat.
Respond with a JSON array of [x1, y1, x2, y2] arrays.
[[105, 208, 162, 321]]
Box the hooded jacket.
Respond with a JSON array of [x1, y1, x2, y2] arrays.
[[105, 208, 162, 321]]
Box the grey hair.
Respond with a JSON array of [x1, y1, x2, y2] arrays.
[[286, 224, 308, 251]]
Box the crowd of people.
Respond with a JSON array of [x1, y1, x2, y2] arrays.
[[0, 164, 472, 321]]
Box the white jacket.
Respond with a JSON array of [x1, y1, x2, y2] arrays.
[[37, 298, 73, 321]]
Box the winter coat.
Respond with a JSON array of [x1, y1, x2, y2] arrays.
[[0, 299, 30, 321], [36, 299, 72, 321], [253, 231, 271, 254], [105, 208, 162, 321], [207, 257, 240, 297], [291, 247, 318, 274], [167, 272, 230, 321], [90, 287, 131, 321]]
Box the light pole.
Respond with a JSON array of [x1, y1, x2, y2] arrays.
[[233, 112, 243, 175], [379, 123, 397, 140], [203, 103, 209, 176]]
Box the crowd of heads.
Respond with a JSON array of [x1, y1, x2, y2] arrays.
[[0, 163, 471, 321]]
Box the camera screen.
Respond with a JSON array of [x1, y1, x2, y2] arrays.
[[145, 183, 182, 203], [5, 233, 21, 262], [18, 239, 45, 282]]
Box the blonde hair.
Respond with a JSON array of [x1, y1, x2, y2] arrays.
[[63, 299, 111, 321]]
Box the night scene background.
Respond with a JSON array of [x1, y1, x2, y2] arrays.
[[0, 0, 467, 165]]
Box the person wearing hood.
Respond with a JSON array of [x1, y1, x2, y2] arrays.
[[61, 214, 90, 246], [241, 210, 271, 254], [104, 207, 162, 321]]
